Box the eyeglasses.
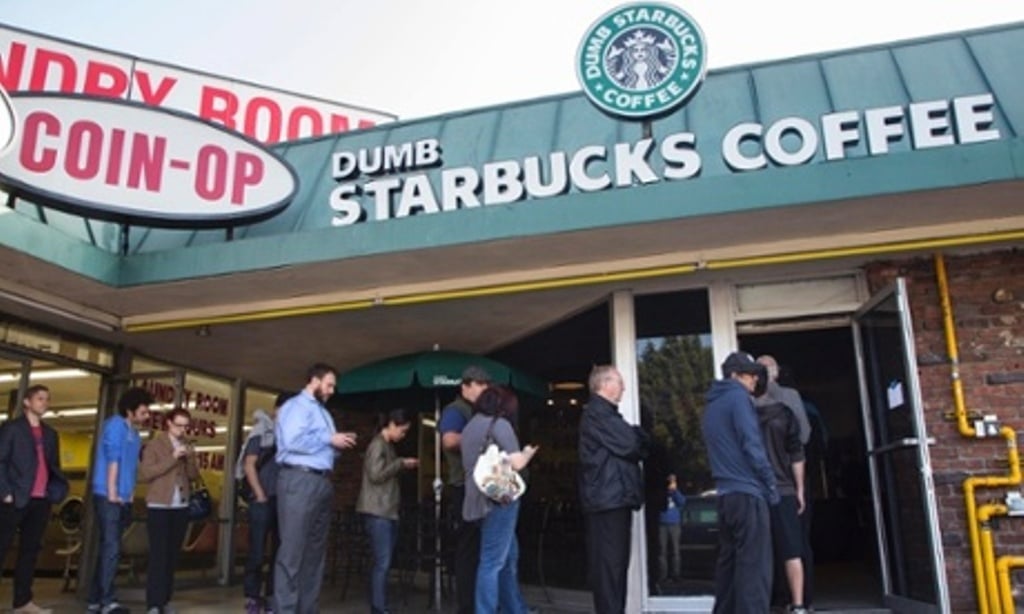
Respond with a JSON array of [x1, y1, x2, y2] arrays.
[[170, 422, 189, 428]]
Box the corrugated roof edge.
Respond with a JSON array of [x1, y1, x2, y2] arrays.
[[274, 19, 1024, 150]]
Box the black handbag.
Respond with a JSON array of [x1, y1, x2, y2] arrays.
[[188, 475, 213, 521]]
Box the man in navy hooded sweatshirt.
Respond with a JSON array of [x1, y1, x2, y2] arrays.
[[701, 351, 779, 614]]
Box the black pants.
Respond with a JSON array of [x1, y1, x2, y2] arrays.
[[801, 498, 815, 606], [0, 498, 51, 609], [713, 493, 771, 614], [449, 485, 480, 614], [145, 507, 190, 609], [584, 507, 632, 614]]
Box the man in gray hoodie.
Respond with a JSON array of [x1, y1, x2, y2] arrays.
[[754, 371, 808, 614], [758, 354, 815, 611], [701, 352, 778, 614]]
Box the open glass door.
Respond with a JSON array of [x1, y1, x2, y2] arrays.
[[852, 279, 949, 613]]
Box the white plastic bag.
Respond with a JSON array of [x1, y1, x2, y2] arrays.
[[473, 443, 526, 504]]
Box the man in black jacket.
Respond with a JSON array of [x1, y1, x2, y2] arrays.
[[0, 384, 70, 614], [578, 365, 650, 614]]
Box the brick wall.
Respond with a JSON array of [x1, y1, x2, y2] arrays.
[[865, 247, 1024, 613]]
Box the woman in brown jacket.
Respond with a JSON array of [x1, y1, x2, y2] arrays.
[[138, 408, 200, 614]]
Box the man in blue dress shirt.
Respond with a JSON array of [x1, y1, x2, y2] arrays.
[[273, 363, 357, 614]]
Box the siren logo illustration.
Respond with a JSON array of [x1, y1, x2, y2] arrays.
[[576, 3, 707, 119], [0, 85, 15, 156]]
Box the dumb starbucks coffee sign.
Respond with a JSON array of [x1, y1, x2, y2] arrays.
[[576, 2, 707, 119]]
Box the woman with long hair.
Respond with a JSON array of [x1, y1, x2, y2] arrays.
[[138, 407, 200, 614], [355, 408, 419, 614], [460, 385, 538, 614]]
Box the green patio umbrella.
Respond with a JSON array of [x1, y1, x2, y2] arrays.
[[337, 349, 548, 397], [337, 349, 548, 610]]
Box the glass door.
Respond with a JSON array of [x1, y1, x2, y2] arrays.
[[852, 279, 949, 613]]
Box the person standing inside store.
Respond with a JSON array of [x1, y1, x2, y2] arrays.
[[578, 365, 650, 614], [460, 385, 538, 614], [754, 371, 808, 614], [0, 385, 69, 614], [273, 363, 357, 614], [88, 386, 154, 614], [138, 407, 200, 614], [239, 393, 289, 614], [356, 408, 419, 614], [438, 365, 491, 614], [701, 352, 779, 614], [657, 473, 686, 587]]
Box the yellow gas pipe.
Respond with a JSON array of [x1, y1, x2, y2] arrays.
[[978, 503, 1009, 614], [936, 253, 1023, 614], [997, 555, 1024, 612]]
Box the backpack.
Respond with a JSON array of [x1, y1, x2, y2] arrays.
[[237, 443, 276, 503]]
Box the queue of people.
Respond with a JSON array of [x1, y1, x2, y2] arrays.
[[0, 353, 813, 614]]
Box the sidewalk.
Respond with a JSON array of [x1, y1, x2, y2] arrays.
[[17, 574, 594, 613]]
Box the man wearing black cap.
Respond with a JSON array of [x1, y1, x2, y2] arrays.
[[438, 365, 490, 614], [701, 352, 779, 614]]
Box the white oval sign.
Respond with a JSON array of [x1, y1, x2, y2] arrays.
[[0, 93, 298, 227], [0, 86, 15, 156]]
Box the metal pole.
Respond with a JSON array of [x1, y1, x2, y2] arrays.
[[433, 392, 443, 610]]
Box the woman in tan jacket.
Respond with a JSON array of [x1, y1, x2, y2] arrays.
[[138, 408, 200, 614]]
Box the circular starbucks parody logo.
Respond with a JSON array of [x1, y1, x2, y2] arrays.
[[576, 3, 707, 119]]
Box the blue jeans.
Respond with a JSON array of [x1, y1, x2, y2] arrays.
[[244, 498, 279, 600], [476, 499, 527, 614], [87, 498, 132, 607], [364, 514, 398, 614]]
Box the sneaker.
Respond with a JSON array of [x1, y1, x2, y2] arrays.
[[245, 598, 260, 614], [103, 604, 132, 614], [788, 606, 810, 614], [146, 609, 161, 614], [12, 603, 53, 614], [87, 606, 102, 614]]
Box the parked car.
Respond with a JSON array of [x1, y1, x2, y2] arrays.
[[678, 491, 718, 582]]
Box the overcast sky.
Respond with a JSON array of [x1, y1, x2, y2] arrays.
[[3, 1, 1024, 120]]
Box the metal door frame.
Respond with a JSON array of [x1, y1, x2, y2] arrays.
[[852, 278, 950, 613]]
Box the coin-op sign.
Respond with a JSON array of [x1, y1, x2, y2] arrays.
[[0, 93, 298, 227]]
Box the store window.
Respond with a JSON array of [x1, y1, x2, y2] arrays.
[[634, 289, 716, 597]]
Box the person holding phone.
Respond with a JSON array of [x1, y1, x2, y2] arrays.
[[273, 363, 357, 614], [356, 408, 419, 614], [138, 407, 200, 614]]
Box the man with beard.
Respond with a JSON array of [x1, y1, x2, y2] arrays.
[[273, 364, 357, 613]]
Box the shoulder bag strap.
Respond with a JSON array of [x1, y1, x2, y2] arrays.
[[479, 416, 500, 455]]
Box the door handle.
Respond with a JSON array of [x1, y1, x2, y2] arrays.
[[867, 437, 935, 456]]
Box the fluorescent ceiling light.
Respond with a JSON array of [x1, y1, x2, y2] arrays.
[[56, 408, 97, 417]]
